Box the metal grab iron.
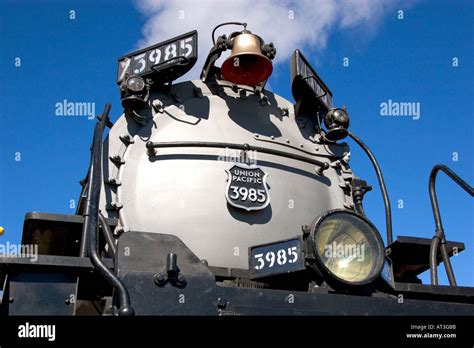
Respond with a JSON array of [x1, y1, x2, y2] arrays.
[[428, 164, 474, 286]]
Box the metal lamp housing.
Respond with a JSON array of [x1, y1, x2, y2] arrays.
[[309, 210, 385, 289], [324, 108, 350, 141], [120, 76, 148, 110]]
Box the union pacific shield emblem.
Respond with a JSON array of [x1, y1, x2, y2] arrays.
[[225, 164, 270, 211]]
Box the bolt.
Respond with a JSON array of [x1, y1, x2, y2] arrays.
[[146, 141, 156, 156], [65, 299, 71, 305], [271, 135, 275, 140], [176, 274, 187, 287], [286, 139, 290, 144], [216, 297, 227, 309], [9, 297, 14, 303], [300, 144, 304, 148], [154, 273, 166, 286]]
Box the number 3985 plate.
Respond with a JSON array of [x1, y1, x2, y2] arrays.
[[249, 237, 305, 279], [225, 164, 270, 211]]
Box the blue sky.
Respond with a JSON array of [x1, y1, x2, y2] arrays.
[[0, 0, 473, 286]]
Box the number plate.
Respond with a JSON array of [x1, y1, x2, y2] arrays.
[[117, 30, 198, 84], [291, 49, 332, 111], [249, 237, 305, 279], [225, 164, 270, 211]]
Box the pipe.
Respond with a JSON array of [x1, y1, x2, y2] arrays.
[[348, 132, 393, 245], [354, 200, 366, 216], [429, 164, 473, 286]]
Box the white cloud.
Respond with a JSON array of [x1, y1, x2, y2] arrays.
[[133, 0, 407, 80]]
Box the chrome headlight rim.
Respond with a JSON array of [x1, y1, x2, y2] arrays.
[[309, 209, 385, 287]]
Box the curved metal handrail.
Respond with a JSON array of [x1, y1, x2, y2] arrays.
[[429, 164, 474, 286], [81, 103, 134, 315]]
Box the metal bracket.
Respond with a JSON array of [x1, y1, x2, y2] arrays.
[[153, 253, 187, 288], [119, 135, 134, 146], [109, 155, 125, 165]]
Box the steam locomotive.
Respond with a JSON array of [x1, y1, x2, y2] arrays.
[[1, 23, 473, 316]]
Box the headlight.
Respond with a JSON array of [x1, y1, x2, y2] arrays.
[[309, 210, 385, 287], [323, 108, 350, 141], [121, 75, 148, 113], [126, 76, 145, 93]]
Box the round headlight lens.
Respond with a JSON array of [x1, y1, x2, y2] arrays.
[[332, 108, 349, 123], [310, 210, 385, 286], [126, 76, 145, 92]]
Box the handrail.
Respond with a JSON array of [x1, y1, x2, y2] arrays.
[[80, 103, 134, 315], [429, 164, 474, 286], [145, 140, 330, 172]]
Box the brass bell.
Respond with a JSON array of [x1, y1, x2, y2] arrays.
[[221, 32, 273, 86]]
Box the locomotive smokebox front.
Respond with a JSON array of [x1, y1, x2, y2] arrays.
[[100, 26, 357, 274]]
